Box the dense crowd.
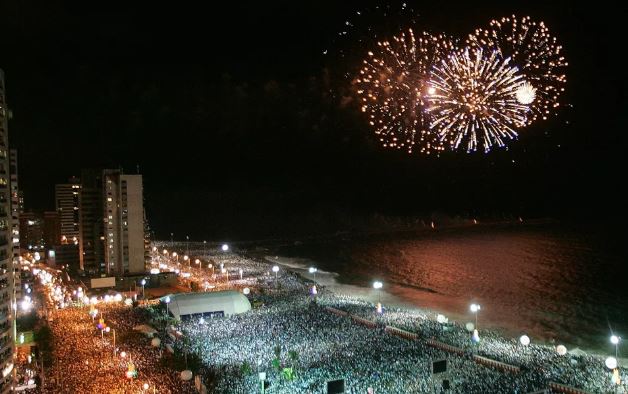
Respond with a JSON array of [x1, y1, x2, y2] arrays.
[[42, 301, 196, 394], [156, 247, 626, 393], [318, 295, 626, 393], [39, 243, 623, 393]]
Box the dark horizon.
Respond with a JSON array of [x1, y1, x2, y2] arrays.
[[1, 1, 626, 241]]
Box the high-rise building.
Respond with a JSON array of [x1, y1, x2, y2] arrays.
[[18, 212, 44, 251], [43, 211, 60, 249], [9, 150, 20, 307], [55, 177, 80, 245], [78, 169, 104, 275], [16, 191, 23, 214], [103, 170, 145, 275], [0, 69, 15, 393]]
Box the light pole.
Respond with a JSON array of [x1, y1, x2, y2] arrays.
[[239, 268, 243, 280], [309, 267, 317, 282], [141, 279, 146, 299], [172, 252, 178, 263], [183, 255, 189, 271], [195, 259, 201, 276], [259, 372, 266, 394], [611, 335, 621, 359], [272, 265, 279, 286], [222, 244, 229, 252], [170, 233, 174, 249], [203, 240, 207, 256], [186, 235, 189, 256], [470, 303, 481, 329], [165, 296, 171, 318], [208, 263, 214, 277], [373, 281, 383, 313]]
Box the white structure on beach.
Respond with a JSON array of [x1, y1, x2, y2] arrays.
[[162, 291, 251, 320]]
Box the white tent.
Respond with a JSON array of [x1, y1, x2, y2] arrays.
[[161, 291, 251, 320]]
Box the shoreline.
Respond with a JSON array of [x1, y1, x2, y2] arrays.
[[262, 254, 628, 365]]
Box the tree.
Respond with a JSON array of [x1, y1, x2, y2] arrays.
[[288, 350, 299, 376], [240, 361, 252, 376]]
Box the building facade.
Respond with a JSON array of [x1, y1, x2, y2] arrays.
[[0, 69, 15, 393], [103, 170, 145, 275], [78, 169, 103, 275], [18, 212, 44, 251], [43, 211, 60, 250], [9, 150, 20, 312], [54, 177, 80, 245]]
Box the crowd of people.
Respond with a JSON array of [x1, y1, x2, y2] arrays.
[[33, 243, 625, 393], [40, 292, 196, 393], [155, 245, 625, 393]]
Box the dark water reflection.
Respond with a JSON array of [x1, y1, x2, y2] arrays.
[[278, 222, 628, 353]]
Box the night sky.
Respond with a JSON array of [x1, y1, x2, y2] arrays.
[[1, 1, 626, 240]]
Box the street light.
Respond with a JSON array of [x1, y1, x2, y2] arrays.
[[470, 303, 481, 329], [222, 244, 229, 252], [195, 259, 201, 275], [239, 268, 243, 280], [165, 296, 171, 317], [373, 281, 383, 313], [140, 279, 146, 299], [186, 235, 189, 256], [272, 265, 279, 284], [203, 240, 207, 256], [606, 356, 618, 370], [520, 335, 530, 346], [259, 372, 266, 394], [208, 263, 214, 276], [309, 267, 317, 281], [611, 335, 621, 359]]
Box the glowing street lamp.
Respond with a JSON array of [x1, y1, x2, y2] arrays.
[[520, 335, 531, 346], [165, 296, 171, 317], [162, 249, 168, 255], [259, 372, 267, 394], [172, 252, 178, 262], [208, 263, 214, 276], [309, 267, 317, 281], [373, 281, 383, 313], [272, 265, 279, 284], [140, 279, 146, 299], [470, 303, 481, 329], [239, 268, 243, 280], [222, 244, 229, 252], [606, 356, 618, 370], [611, 335, 621, 359], [195, 259, 201, 275]]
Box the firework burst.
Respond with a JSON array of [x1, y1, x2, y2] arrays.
[[355, 29, 456, 154], [426, 48, 530, 153], [467, 15, 567, 121]]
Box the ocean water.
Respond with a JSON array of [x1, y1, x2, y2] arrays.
[[273, 221, 628, 356]]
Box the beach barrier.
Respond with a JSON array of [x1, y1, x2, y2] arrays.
[[385, 325, 419, 340], [325, 306, 349, 317], [350, 315, 378, 329], [472, 354, 520, 373], [323, 307, 377, 328], [548, 382, 591, 394], [425, 338, 466, 356]]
